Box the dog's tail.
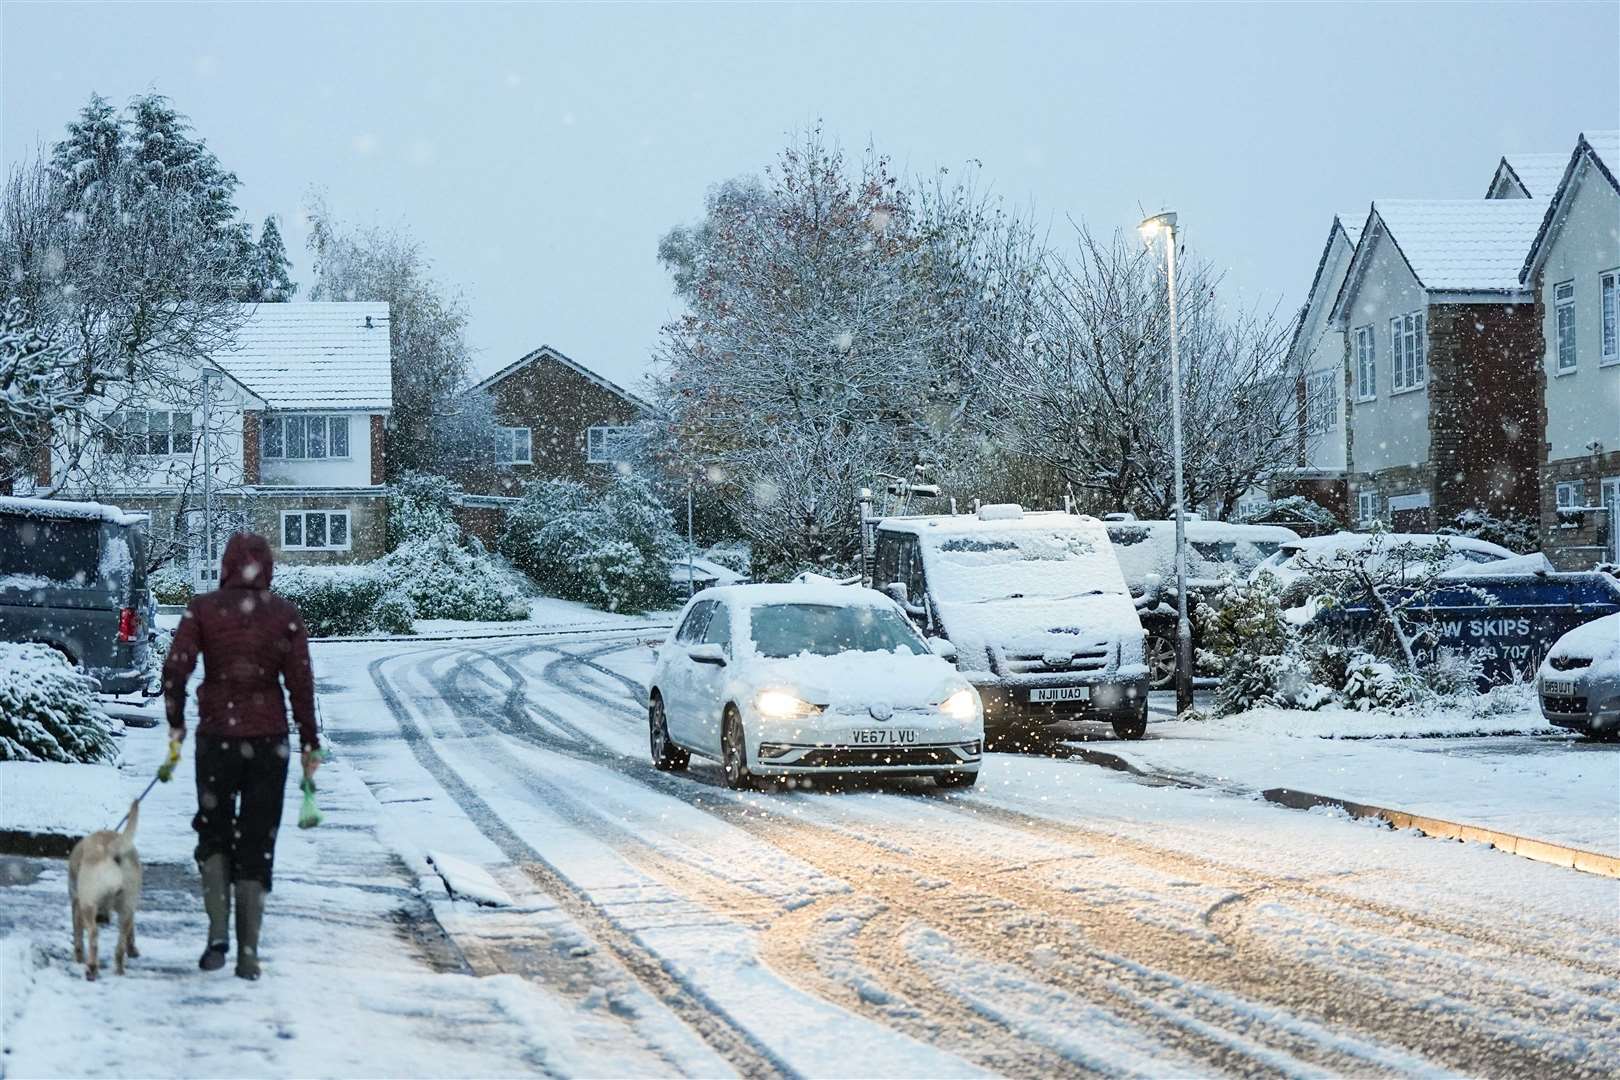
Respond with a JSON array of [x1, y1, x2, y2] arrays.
[[121, 798, 139, 841]]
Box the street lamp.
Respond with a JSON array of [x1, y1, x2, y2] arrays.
[[1140, 211, 1193, 714]]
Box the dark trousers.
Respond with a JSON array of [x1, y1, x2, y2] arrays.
[[193, 734, 290, 890]]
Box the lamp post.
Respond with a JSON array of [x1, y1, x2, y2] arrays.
[[1140, 211, 1193, 714], [201, 368, 220, 585]]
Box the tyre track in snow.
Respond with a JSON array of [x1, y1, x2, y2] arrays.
[[365, 649, 790, 1080], [516, 638, 1620, 1078]]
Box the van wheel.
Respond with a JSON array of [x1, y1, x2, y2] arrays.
[[937, 771, 978, 789], [649, 694, 688, 771], [1144, 634, 1177, 689], [722, 708, 754, 791]]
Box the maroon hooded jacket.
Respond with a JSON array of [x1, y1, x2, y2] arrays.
[[163, 532, 319, 748]]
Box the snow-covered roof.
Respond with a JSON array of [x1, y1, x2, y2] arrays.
[[0, 495, 146, 527], [473, 344, 651, 411], [1367, 199, 1547, 293], [1490, 152, 1569, 199], [213, 303, 393, 412], [1520, 130, 1620, 284], [1289, 212, 1364, 360], [1336, 211, 1364, 247]]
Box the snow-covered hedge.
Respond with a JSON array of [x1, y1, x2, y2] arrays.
[[272, 566, 415, 638], [147, 562, 194, 605], [501, 474, 678, 613], [374, 535, 529, 622], [1439, 508, 1539, 555], [0, 642, 118, 763], [388, 471, 460, 548]]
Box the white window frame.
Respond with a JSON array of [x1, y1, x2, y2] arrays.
[[263, 414, 353, 461], [1353, 326, 1376, 401], [1555, 480, 1586, 509], [1356, 489, 1379, 526], [1603, 477, 1620, 562], [1600, 270, 1617, 366], [1304, 368, 1339, 435], [495, 426, 533, 465], [108, 408, 195, 458], [1389, 311, 1426, 393], [586, 425, 637, 464], [279, 510, 352, 552], [1554, 280, 1577, 373]]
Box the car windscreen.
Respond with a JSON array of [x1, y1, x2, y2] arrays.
[[748, 603, 928, 658], [924, 529, 1128, 604], [0, 514, 102, 586]]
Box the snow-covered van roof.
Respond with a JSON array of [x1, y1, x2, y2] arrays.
[[0, 495, 146, 528], [213, 303, 393, 412]]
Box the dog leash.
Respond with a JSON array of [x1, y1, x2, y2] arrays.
[[112, 739, 182, 832]]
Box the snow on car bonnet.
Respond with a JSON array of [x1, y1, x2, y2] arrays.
[[1540, 613, 1620, 671]]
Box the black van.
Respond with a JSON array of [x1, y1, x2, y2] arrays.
[[0, 496, 152, 694]]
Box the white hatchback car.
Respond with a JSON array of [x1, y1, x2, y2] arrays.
[[648, 584, 985, 789]]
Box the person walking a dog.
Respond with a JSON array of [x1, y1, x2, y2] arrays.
[[162, 531, 320, 980]]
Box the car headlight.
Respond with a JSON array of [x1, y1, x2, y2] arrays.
[[756, 690, 822, 719], [939, 687, 979, 722]]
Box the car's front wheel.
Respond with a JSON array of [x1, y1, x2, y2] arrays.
[[649, 694, 689, 771], [721, 708, 754, 790]]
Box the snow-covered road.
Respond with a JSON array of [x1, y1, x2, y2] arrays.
[[319, 632, 1620, 1078]]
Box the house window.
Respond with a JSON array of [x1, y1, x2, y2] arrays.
[[1554, 280, 1576, 372], [1389, 311, 1426, 392], [1556, 481, 1586, 509], [264, 414, 352, 460], [495, 427, 532, 465], [280, 510, 351, 551], [106, 409, 194, 457], [1353, 326, 1376, 400], [586, 425, 637, 464], [1357, 489, 1380, 526], [1304, 369, 1338, 435], [1601, 271, 1617, 365]]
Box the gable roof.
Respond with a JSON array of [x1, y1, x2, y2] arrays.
[[1520, 130, 1620, 284], [472, 345, 651, 410], [1488, 151, 1569, 199], [1288, 212, 1363, 361], [214, 303, 393, 411]]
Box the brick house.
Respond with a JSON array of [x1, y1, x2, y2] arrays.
[[460, 345, 649, 497], [1329, 199, 1548, 533], [37, 303, 393, 581], [1519, 131, 1620, 567]]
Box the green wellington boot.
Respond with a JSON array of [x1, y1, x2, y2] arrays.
[[198, 855, 231, 971], [234, 880, 266, 980]]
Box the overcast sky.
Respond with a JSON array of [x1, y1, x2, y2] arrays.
[[4, 2, 1616, 390]]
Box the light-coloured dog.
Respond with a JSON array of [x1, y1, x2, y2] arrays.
[[68, 800, 142, 981]]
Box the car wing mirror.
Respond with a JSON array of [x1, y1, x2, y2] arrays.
[[927, 637, 959, 661], [881, 582, 909, 605], [688, 644, 727, 666]]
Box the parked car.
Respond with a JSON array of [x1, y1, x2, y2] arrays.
[[1250, 532, 1516, 601], [871, 505, 1149, 742], [1312, 570, 1620, 689], [0, 496, 152, 694], [648, 583, 984, 789], [1105, 520, 1300, 687], [1536, 613, 1620, 740]]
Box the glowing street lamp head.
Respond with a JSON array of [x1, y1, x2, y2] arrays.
[[1139, 211, 1178, 240]]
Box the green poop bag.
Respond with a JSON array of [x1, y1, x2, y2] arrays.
[[298, 776, 323, 829]]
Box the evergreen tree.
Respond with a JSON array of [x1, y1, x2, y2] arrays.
[[248, 215, 297, 302], [47, 93, 123, 201]]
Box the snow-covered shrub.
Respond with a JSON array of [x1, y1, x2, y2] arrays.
[[1340, 654, 1413, 711], [702, 541, 752, 577], [374, 535, 529, 622], [387, 471, 460, 548], [272, 565, 415, 637], [501, 474, 678, 612], [1424, 648, 1487, 699], [1210, 650, 1331, 716], [147, 562, 194, 605], [1193, 578, 1291, 676], [1439, 509, 1538, 555], [0, 642, 118, 763]]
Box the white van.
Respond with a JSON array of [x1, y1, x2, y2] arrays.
[[871, 506, 1150, 741]]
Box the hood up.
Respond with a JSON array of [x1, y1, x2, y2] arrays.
[[219, 531, 274, 590]]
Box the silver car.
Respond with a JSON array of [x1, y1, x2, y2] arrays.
[[1537, 613, 1620, 740]]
